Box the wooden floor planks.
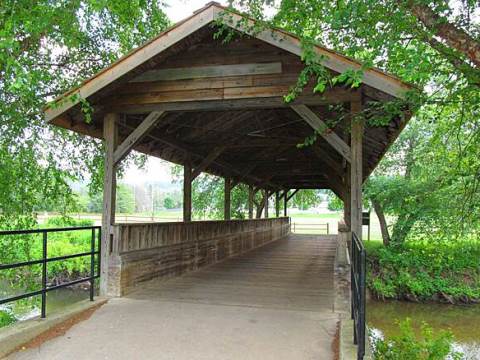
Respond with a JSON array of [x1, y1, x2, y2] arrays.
[[127, 234, 337, 312]]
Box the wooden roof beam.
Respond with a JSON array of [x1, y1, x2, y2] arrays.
[[102, 91, 358, 115], [291, 104, 352, 163], [113, 111, 166, 166], [119, 125, 282, 190], [191, 146, 226, 180]]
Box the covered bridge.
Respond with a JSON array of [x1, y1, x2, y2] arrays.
[[41, 2, 414, 358]]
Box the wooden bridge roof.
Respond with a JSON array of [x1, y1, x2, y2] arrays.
[[45, 2, 414, 194]]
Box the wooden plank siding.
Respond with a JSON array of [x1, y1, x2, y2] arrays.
[[104, 39, 309, 107], [109, 218, 290, 295]]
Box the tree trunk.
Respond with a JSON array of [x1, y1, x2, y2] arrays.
[[372, 199, 391, 246], [404, 1, 480, 68], [391, 213, 416, 245]]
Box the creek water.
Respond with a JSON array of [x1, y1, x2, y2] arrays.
[[368, 299, 480, 359], [2, 287, 91, 322]]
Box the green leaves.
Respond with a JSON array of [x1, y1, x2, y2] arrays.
[[331, 68, 363, 88], [372, 318, 461, 360], [0, 0, 170, 228], [366, 240, 480, 303]]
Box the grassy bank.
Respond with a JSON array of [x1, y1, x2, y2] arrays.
[[365, 240, 480, 304]]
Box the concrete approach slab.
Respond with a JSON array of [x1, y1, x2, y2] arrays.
[[7, 235, 339, 360]]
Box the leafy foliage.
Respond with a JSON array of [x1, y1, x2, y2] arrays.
[[0, 0, 170, 230], [366, 240, 480, 303], [372, 318, 461, 360], [0, 309, 16, 328], [231, 0, 480, 245], [0, 216, 96, 299]]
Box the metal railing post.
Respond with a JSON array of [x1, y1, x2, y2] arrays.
[[41, 231, 47, 318], [350, 231, 366, 360], [97, 227, 101, 280], [90, 228, 95, 301], [359, 249, 366, 359]]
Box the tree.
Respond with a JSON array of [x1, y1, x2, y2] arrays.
[[233, 0, 480, 244], [0, 1, 169, 229], [327, 193, 343, 212], [116, 184, 135, 214], [291, 190, 322, 210], [163, 197, 175, 210]]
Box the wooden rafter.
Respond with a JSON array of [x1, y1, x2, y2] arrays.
[[191, 146, 226, 180], [113, 111, 166, 165], [291, 104, 352, 163]]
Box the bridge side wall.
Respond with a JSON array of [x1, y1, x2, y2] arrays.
[[107, 218, 290, 296]]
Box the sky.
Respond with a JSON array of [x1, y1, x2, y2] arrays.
[[163, 0, 226, 22]]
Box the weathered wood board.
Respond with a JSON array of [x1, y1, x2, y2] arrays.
[[107, 218, 290, 296]]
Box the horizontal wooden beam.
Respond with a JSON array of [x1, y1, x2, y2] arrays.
[[113, 111, 165, 165], [213, 5, 411, 99], [130, 62, 282, 82], [291, 104, 352, 163], [119, 74, 300, 95], [103, 90, 358, 114]]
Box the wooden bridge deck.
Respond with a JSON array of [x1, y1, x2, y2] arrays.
[[128, 233, 337, 311], [9, 234, 339, 360]]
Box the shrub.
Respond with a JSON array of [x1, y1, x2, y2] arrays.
[[366, 240, 480, 303], [0, 309, 16, 327], [44, 216, 94, 228], [372, 319, 461, 360]]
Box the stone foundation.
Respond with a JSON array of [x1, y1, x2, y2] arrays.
[[106, 218, 290, 296]]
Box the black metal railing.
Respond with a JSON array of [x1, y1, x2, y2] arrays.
[[0, 226, 101, 318], [351, 231, 366, 359]]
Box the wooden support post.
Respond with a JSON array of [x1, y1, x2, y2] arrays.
[[284, 190, 288, 216], [248, 185, 254, 219], [183, 162, 192, 222], [264, 190, 269, 218], [350, 100, 363, 240], [344, 164, 351, 229], [101, 113, 118, 296], [275, 191, 280, 217], [224, 177, 231, 220]]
